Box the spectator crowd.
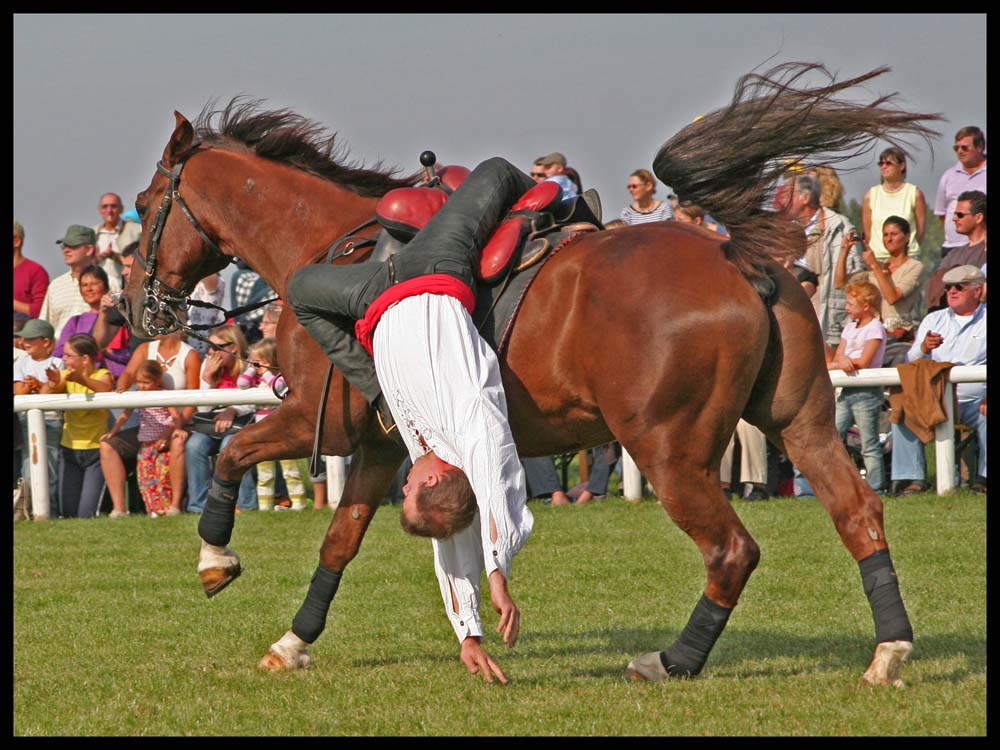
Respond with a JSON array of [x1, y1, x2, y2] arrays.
[[13, 127, 987, 518]]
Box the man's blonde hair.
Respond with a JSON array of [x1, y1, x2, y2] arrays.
[[14, 220, 25, 241]]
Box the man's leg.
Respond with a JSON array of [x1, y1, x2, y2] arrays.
[[287, 263, 387, 405], [890, 421, 926, 485], [185, 431, 217, 513]]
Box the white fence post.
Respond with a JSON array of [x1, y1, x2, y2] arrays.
[[325, 456, 347, 510], [622, 448, 642, 501], [934, 380, 957, 495], [26, 409, 50, 520]]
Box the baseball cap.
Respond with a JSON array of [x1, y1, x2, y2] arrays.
[[536, 152, 567, 167], [20, 319, 56, 339], [56, 225, 97, 247], [942, 265, 986, 285]]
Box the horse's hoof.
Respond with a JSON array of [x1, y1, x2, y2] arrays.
[[199, 563, 242, 598], [626, 651, 669, 682], [259, 631, 312, 671], [861, 640, 913, 688]]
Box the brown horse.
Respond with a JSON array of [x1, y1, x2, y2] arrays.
[[120, 62, 939, 686]]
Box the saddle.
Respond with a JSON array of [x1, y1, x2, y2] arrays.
[[374, 164, 604, 288]]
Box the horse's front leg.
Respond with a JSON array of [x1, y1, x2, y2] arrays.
[[196, 408, 315, 597], [260, 435, 406, 671]]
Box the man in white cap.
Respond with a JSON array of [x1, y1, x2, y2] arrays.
[[890, 265, 987, 493]]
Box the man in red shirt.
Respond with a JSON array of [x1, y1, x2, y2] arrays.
[[13, 220, 49, 319]]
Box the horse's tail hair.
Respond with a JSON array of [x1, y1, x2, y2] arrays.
[[652, 62, 943, 281]]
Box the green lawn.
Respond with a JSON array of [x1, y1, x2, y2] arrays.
[[13, 489, 986, 736]]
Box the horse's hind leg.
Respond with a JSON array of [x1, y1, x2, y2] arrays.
[[746, 286, 913, 687], [621, 422, 760, 682], [260, 435, 405, 670]]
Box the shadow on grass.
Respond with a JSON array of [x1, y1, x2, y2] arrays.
[[348, 626, 986, 682]]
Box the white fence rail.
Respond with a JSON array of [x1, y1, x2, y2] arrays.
[[621, 366, 986, 500], [15, 365, 987, 519]]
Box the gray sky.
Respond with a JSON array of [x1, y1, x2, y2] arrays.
[[14, 13, 986, 282]]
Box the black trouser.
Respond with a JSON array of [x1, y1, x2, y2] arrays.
[[288, 157, 533, 404]]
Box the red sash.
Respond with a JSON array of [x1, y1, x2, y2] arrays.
[[354, 274, 475, 356]]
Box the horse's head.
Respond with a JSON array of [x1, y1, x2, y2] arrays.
[[121, 112, 232, 337]]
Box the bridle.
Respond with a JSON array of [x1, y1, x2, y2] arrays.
[[134, 152, 235, 339]]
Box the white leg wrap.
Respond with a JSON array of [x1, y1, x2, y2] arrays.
[[261, 629, 312, 670], [626, 651, 670, 682], [197, 540, 240, 573], [861, 640, 913, 688]]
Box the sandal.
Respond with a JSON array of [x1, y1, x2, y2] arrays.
[[900, 482, 928, 497]]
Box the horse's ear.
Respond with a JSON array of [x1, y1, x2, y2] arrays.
[[163, 112, 195, 167]]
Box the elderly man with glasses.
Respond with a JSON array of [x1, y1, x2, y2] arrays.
[[934, 127, 987, 261], [889, 265, 988, 495], [91, 192, 140, 292]]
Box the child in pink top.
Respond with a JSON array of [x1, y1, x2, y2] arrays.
[[104, 360, 184, 517], [827, 279, 887, 491], [238, 337, 306, 511]]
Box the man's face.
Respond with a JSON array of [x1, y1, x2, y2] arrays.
[[22, 336, 53, 359], [98, 194, 123, 227], [945, 280, 983, 315], [401, 453, 450, 534], [14, 232, 23, 254], [529, 164, 546, 183], [954, 136, 985, 170], [120, 253, 135, 284], [952, 200, 983, 238], [63, 243, 95, 269]]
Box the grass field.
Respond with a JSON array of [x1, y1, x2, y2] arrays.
[[13, 489, 986, 736]]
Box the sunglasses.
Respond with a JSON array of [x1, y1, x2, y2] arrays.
[[100, 204, 121, 209], [877, 160, 900, 166], [944, 283, 970, 291], [530, 172, 546, 178], [953, 144, 975, 152], [953, 211, 973, 219], [627, 184, 644, 190]]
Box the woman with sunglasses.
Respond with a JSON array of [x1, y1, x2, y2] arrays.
[[619, 169, 673, 226], [861, 147, 926, 262]]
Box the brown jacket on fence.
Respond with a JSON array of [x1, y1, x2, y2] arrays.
[[888, 359, 955, 444]]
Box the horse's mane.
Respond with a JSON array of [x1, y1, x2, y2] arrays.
[[193, 97, 420, 197]]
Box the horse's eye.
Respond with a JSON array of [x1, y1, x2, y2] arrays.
[[136, 206, 148, 219]]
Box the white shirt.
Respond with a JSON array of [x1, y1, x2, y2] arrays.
[[373, 293, 533, 642]]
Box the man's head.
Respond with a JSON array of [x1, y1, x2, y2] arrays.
[[529, 160, 547, 183], [942, 265, 985, 315], [98, 193, 124, 229], [674, 203, 705, 226], [56, 225, 97, 272], [953, 190, 987, 239], [14, 220, 25, 254], [19, 318, 55, 360], [400, 453, 477, 539], [536, 152, 567, 177], [781, 174, 820, 220], [953, 126, 986, 171], [120, 240, 140, 285]]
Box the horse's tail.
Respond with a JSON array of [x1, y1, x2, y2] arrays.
[[652, 62, 942, 282]]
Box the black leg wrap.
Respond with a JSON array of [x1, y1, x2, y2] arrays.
[[859, 549, 913, 643], [659, 594, 733, 677], [291, 566, 343, 644], [197, 477, 240, 547]]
